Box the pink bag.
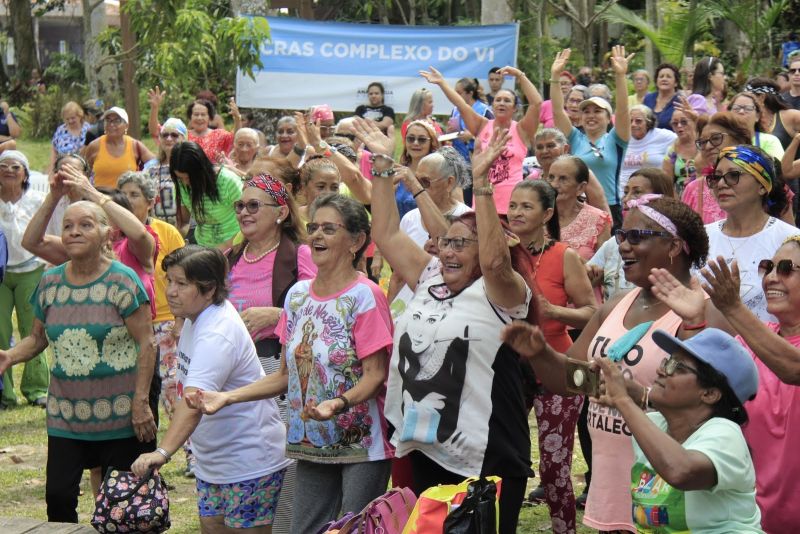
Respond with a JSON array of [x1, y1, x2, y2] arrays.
[[336, 487, 418, 534]]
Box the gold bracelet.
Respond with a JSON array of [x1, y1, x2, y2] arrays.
[[98, 195, 110, 207], [549, 79, 560, 84]]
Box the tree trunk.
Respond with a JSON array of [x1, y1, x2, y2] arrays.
[[82, 0, 99, 97], [119, 0, 140, 139], [481, 0, 513, 24], [9, 0, 40, 79]]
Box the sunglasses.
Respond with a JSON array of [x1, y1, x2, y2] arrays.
[[614, 228, 673, 245], [790, 68, 800, 74], [589, 142, 604, 160], [233, 200, 279, 214], [419, 175, 447, 189], [0, 163, 23, 172], [307, 222, 346, 235], [437, 236, 478, 251], [405, 135, 430, 145], [670, 119, 689, 128], [706, 170, 742, 189], [731, 104, 756, 113], [660, 356, 699, 377], [161, 132, 182, 140], [695, 132, 726, 150], [758, 259, 800, 278]]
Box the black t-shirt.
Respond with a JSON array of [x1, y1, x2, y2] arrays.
[[781, 92, 800, 110], [84, 122, 105, 146], [355, 104, 395, 123], [0, 111, 17, 137]]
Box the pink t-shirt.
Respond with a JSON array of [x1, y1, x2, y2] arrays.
[[740, 323, 800, 534], [561, 203, 612, 262], [584, 288, 684, 532], [228, 244, 316, 341], [539, 99, 555, 128], [112, 228, 158, 318], [681, 177, 727, 224], [476, 119, 526, 214]]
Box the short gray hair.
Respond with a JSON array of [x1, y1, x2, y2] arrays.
[[630, 104, 656, 131], [535, 128, 568, 146], [234, 127, 260, 143], [588, 83, 612, 103], [117, 171, 156, 201], [420, 146, 471, 189]]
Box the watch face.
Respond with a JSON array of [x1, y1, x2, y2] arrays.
[[573, 369, 585, 387]]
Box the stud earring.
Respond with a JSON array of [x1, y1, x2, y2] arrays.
[[276, 218, 281, 224]]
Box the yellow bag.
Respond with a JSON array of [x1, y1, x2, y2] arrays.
[[402, 476, 502, 534]]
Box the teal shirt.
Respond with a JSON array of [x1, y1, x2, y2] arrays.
[[32, 261, 149, 441], [178, 167, 243, 247]]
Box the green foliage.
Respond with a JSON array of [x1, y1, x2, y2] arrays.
[[42, 52, 86, 89], [19, 85, 86, 139]]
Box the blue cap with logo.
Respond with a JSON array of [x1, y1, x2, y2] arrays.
[[652, 328, 759, 404]]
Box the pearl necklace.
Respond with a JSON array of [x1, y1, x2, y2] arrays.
[[242, 241, 279, 263]]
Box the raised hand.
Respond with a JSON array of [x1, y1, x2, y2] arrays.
[[229, 97, 241, 120], [472, 127, 510, 180], [147, 86, 166, 107], [551, 49, 572, 78], [419, 66, 446, 86], [293, 111, 310, 148], [352, 117, 393, 156], [593, 358, 631, 408], [501, 321, 547, 359], [700, 257, 742, 313], [674, 95, 699, 123], [610, 45, 635, 76], [497, 65, 524, 79], [649, 268, 706, 323]]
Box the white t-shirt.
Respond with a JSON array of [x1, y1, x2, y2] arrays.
[[588, 237, 635, 301], [631, 413, 762, 533], [704, 217, 800, 322], [618, 128, 677, 198], [0, 188, 49, 272], [177, 300, 291, 484]]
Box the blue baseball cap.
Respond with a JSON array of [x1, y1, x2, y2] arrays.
[[652, 328, 759, 404]]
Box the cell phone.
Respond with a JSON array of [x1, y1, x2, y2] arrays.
[[565, 359, 600, 397]]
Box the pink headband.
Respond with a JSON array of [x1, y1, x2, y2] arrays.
[[626, 194, 690, 254]]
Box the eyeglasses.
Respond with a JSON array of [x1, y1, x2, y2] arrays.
[[789, 68, 800, 74], [0, 163, 23, 172], [660, 356, 700, 377], [695, 132, 726, 150], [234, 200, 279, 214], [670, 119, 689, 128], [161, 132, 182, 140], [589, 143, 604, 160], [437, 236, 478, 251], [104, 117, 124, 125], [614, 228, 673, 245], [731, 104, 756, 113], [419, 175, 447, 189], [706, 170, 742, 189], [405, 135, 430, 145], [307, 222, 346, 235], [758, 259, 800, 278], [276, 128, 296, 136], [567, 97, 584, 104]]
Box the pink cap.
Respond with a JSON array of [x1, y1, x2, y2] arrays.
[[311, 104, 334, 122]]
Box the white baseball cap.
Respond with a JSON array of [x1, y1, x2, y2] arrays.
[[102, 106, 129, 124]]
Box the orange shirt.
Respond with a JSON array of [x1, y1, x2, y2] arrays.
[[93, 135, 138, 188]]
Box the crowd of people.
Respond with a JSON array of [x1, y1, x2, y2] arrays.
[[0, 42, 799, 534]]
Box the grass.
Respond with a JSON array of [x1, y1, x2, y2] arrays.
[[5, 137, 596, 532]]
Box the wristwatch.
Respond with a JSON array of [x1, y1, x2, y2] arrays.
[[292, 143, 306, 156]]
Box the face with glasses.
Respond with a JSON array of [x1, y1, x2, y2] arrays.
[[668, 110, 692, 137], [0, 158, 26, 190], [789, 61, 800, 84], [760, 242, 800, 317], [709, 158, 766, 212], [404, 124, 432, 160], [566, 90, 585, 115], [159, 129, 184, 152], [416, 159, 452, 204], [617, 210, 677, 284], [730, 96, 759, 127], [235, 188, 286, 240], [305, 167, 341, 205], [438, 221, 481, 292], [307, 206, 363, 270], [648, 351, 715, 408], [696, 125, 736, 162], [103, 114, 127, 136]]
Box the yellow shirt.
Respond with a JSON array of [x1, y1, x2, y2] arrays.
[[149, 218, 186, 323]]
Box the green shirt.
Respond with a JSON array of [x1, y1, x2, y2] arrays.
[[178, 167, 243, 247], [32, 261, 149, 441]]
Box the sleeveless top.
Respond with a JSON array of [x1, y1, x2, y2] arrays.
[[561, 203, 612, 261], [93, 135, 138, 188], [476, 120, 526, 215], [583, 288, 684, 532], [530, 242, 572, 353], [770, 111, 794, 150]]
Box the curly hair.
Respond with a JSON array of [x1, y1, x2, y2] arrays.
[[636, 196, 708, 269]]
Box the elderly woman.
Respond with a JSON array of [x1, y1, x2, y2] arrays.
[[662, 108, 699, 195], [643, 63, 682, 130], [591, 328, 762, 532], [186, 99, 238, 162], [372, 130, 534, 534], [0, 151, 49, 409], [729, 92, 785, 159], [225, 174, 315, 533], [551, 46, 634, 227], [268, 116, 299, 160], [507, 179, 596, 533], [0, 195, 156, 522], [224, 127, 261, 177], [355, 82, 395, 133], [688, 57, 727, 116], [501, 195, 728, 532], [566, 85, 589, 128], [703, 145, 795, 322], [170, 141, 242, 246], [193, 194, 394, 534], [133, 246, 290, 533], [628, 69, 650, 107], [49, 101, 90, 172], [648, 238, 800, 534], [422, 64, 542, 214], [146, 117, 186, 227], [84, 107, 156, 188], [401, 88, 443, 138], [619, 105, 677, 198]]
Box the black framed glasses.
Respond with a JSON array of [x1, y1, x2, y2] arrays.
[[789, 68, 800, 74], [706, 170, 743, 189], [614, 228, 672, 245], [660, 356, 700, 377], [160, 132, 182, 140], [437, 236, 478, 251], [307, 222, 346, 235], [695, 132, 726, 150], [731, 104, 756, 113], [104, 117, 124, 126], [234, 200, 279, 214], [405, 135, 430, 145], [758, 259, 800, 278]]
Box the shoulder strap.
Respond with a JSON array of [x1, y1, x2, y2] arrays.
[[272, 237, 299, 308]]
